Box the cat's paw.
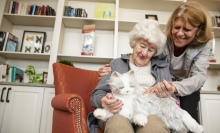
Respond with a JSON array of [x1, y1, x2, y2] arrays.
[[133, 114, 148, 126], [93, 108, 108, 121], [194, 125, 204, 133]]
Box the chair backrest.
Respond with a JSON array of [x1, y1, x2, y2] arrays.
[[53, 63, 100, 115]]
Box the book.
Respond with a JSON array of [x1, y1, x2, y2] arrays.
[[0, 31, 7, 51], [11, 66, 24, 82], [94, 3, 115, 19], [4, 32, 18, 52], [11, 1, 17, 14], [0, 64, 10, 82], [1, 31, 10, 51], [8, 1, 14, 13]]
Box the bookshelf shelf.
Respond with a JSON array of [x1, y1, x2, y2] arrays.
[[62, 17, 115, 30], [0, 51, 50, 61], [119, 0, 184, 12], [209, 63, 220, 70], [118, 20, 166, 32], [213, 27, 220, 38], [57, 54, 113, 63], [3, 14, 56, 27]]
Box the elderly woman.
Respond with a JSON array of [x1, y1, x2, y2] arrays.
[[89, 19, 171, 133]]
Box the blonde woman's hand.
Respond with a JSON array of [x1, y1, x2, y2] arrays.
[[155, 80, 177, 97], [98, 64, 111, 77], [144, 80, 177, 98], [101, 93, 123, 113]]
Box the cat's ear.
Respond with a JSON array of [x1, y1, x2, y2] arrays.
[[111, 71, 120, 78], [128, 70, 135, 76]]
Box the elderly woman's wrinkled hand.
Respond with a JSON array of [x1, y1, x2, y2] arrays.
[[98, 64, 111, 78], [101, 93, 123, 113]]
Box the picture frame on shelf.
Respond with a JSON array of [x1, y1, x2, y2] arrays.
[[215, 16, 220, 27], [20, 31, 46, 54], [145, 14, 158, 21], [42, 72, 48, 84]]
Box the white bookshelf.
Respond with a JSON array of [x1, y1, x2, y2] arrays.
[[0, 0, 219, 86]]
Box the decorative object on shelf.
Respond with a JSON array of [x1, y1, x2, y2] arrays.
[[81, 24, 96, 56], [218, 85, 220, 91], [0, 31, 18, 52], [209, 32, 216, 63], [25, 65, 43, 84], [20, 31, 46, 54], [145, 14, 158, 21], [94, 3, 115, 19], [43, 42, 52, 54], [59, 60, 74, 67], [42, 72, 48, 84]]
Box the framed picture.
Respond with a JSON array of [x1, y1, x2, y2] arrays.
[[20, 31, 46, 53], [145, 14, 158, 21], [215, 16, 220, 27], [43, 72, 48, 84]]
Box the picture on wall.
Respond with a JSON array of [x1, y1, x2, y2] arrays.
[[145, 14, 158, 21], [20, 31, 46, 53]]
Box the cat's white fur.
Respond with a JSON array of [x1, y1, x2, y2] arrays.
[[93, 70, 204, 133]]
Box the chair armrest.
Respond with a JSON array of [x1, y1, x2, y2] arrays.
[[51, 94, 89, 133], [51, 94, 84, 112]]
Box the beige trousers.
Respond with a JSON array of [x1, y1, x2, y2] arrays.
[[98, 114, 170, 133]]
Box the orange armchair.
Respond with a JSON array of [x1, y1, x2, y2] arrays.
[[51, 63, 101, 133]]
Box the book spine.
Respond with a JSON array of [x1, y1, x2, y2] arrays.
[[0, 32, 6, 51], [32, 4, 36, 15], [2, 32, 9, 51], [15, 2, 19, 14], [8, 1, 14, 13], [11, 1, 17, 14]]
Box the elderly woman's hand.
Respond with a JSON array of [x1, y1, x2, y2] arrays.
[[98, 64, 111, 77], [101, 93, 123, 113], [144, 80, 177, 98]]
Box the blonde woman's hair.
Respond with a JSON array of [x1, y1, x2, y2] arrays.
[[129, 19, 167, 56], [165, 1, 212, 44]]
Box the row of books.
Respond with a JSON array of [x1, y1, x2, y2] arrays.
[[64, 6, 87, 18], [212, 16, 220, 27], [0, 64, 24, 83], [8, 1, 56, 16], [0, 31, 18, 52]]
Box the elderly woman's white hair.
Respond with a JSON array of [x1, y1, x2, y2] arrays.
[[129, 19, 167, 56]]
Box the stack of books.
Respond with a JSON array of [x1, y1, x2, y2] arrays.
[[0, 31, 18, 52], [8, 1, 56, 16], [64, 6, 87, 18], [0, 64, 24, 83]]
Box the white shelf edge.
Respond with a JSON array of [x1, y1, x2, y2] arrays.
[[0, 51, 50, 61], [57, 54, 113, 64]]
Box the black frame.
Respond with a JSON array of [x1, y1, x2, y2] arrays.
[[43, 72, 48, 84], [145, 14, 158, 21], [20, 30, 46, 53]]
